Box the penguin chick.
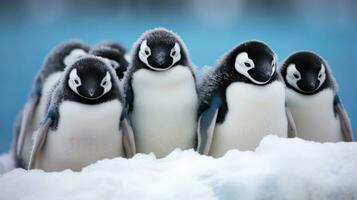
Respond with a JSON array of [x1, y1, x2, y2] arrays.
[[123, 28, 199, 158], [28, 55, 135, 172], [280, 51, 353, 142], [197, 41, 296, 157], [14, 40, 89, 168]]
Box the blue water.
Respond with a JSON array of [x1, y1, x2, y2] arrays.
[[1, 10, 356, 152]]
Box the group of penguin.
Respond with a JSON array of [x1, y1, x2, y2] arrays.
[[12, 27, 354, 172]]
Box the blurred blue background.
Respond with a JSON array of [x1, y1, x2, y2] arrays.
[[0, 0, 356, 152]]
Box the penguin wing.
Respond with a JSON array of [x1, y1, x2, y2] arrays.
[[334, 97, 354, 141], [286, 107, 297, 138], [28, 117, 53, 170], [121, 118, 136, 158], [16, 97, 40, 158], [197, 95, 223, 155]]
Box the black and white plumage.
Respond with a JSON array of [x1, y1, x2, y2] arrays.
[[28, 55, 135, 172], [123, 28, 199, 158], [280, 51, 354, 142], [197, 41, 296, 157], [14, 40, 89, 168], [90, 41, 129, 80]]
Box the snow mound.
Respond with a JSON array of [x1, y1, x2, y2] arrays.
[[0, 135, 356, 200]]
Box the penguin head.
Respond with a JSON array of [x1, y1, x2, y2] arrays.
[[230, 41, 277, 85], [44, 40, 89, 71], [90, 41, 129, 79], [66, 56, 114, 100], [281, 51, 332, 95], [133, 28, 189, 71]]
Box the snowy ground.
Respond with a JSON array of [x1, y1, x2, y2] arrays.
[[0, 135, 356, 200]]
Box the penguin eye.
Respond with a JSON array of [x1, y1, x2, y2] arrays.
[[318, 64, 326, 81], [170, 42, 181, 65], [101, 72, 112, 94], [68, 69, 82, 94], [109, 60, 119, 69], [244, 62, 251, 67], [287, 63, 301, 81], [139, 40, 151, 57]]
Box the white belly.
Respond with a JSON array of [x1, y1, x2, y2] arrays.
[[130, 66, 198, 158], [286, 88, 343, 142], [210, 81, 288, 157], [36, 100, 123, 172], [21, 72, 62, 165]]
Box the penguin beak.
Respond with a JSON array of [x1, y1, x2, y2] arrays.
[[78, 79, 103, 100], [248, 61, 273, 83], [148, 48, 173, 69], [298, 74, 319, 93]]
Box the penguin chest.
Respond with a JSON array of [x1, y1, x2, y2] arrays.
[[211, 81, 288, 156], [22, 72, 62, 164], [37, 100, 123, 171], [286, 89, 342, 142], [130, 66, 198, 158]]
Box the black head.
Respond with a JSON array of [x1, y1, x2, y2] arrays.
[[132, 28, 190, 71], [65, 56, 115, 101], [280, 51, 334, 95], [221, 41, 277, 85], [43, 40, 89, 73], [90, 41, 129, 79]]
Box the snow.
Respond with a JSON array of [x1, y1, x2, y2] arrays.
[[0, 135, 356, 200]]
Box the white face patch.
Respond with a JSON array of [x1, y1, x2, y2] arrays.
[[138, 40, 181, 71], [138, 40, 152, 69], [286, 64, 303, 92], [101, 72, 112, 95], [234, 52, 272, 85], [68, 69, 82, 95], [170, 42, 181, 66], [318, 64, 326, 86], [64, 49, 87, 66]]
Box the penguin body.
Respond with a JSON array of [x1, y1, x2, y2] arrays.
[[15, 40, 89, 168], [124, 28, 198, 158], [280, 51, 353, 142], [197, 41, 294, 157], [28, 56, 135, 171], [209, 81, 287, 156]]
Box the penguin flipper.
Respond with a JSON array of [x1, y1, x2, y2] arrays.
[[28, 117, 52, 170], [16, 97, 39, 158], [197, 95, 222, 155], [121, 118, 136, 158], [286, 107, 297, 138], [334, 97, 354, 142]]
